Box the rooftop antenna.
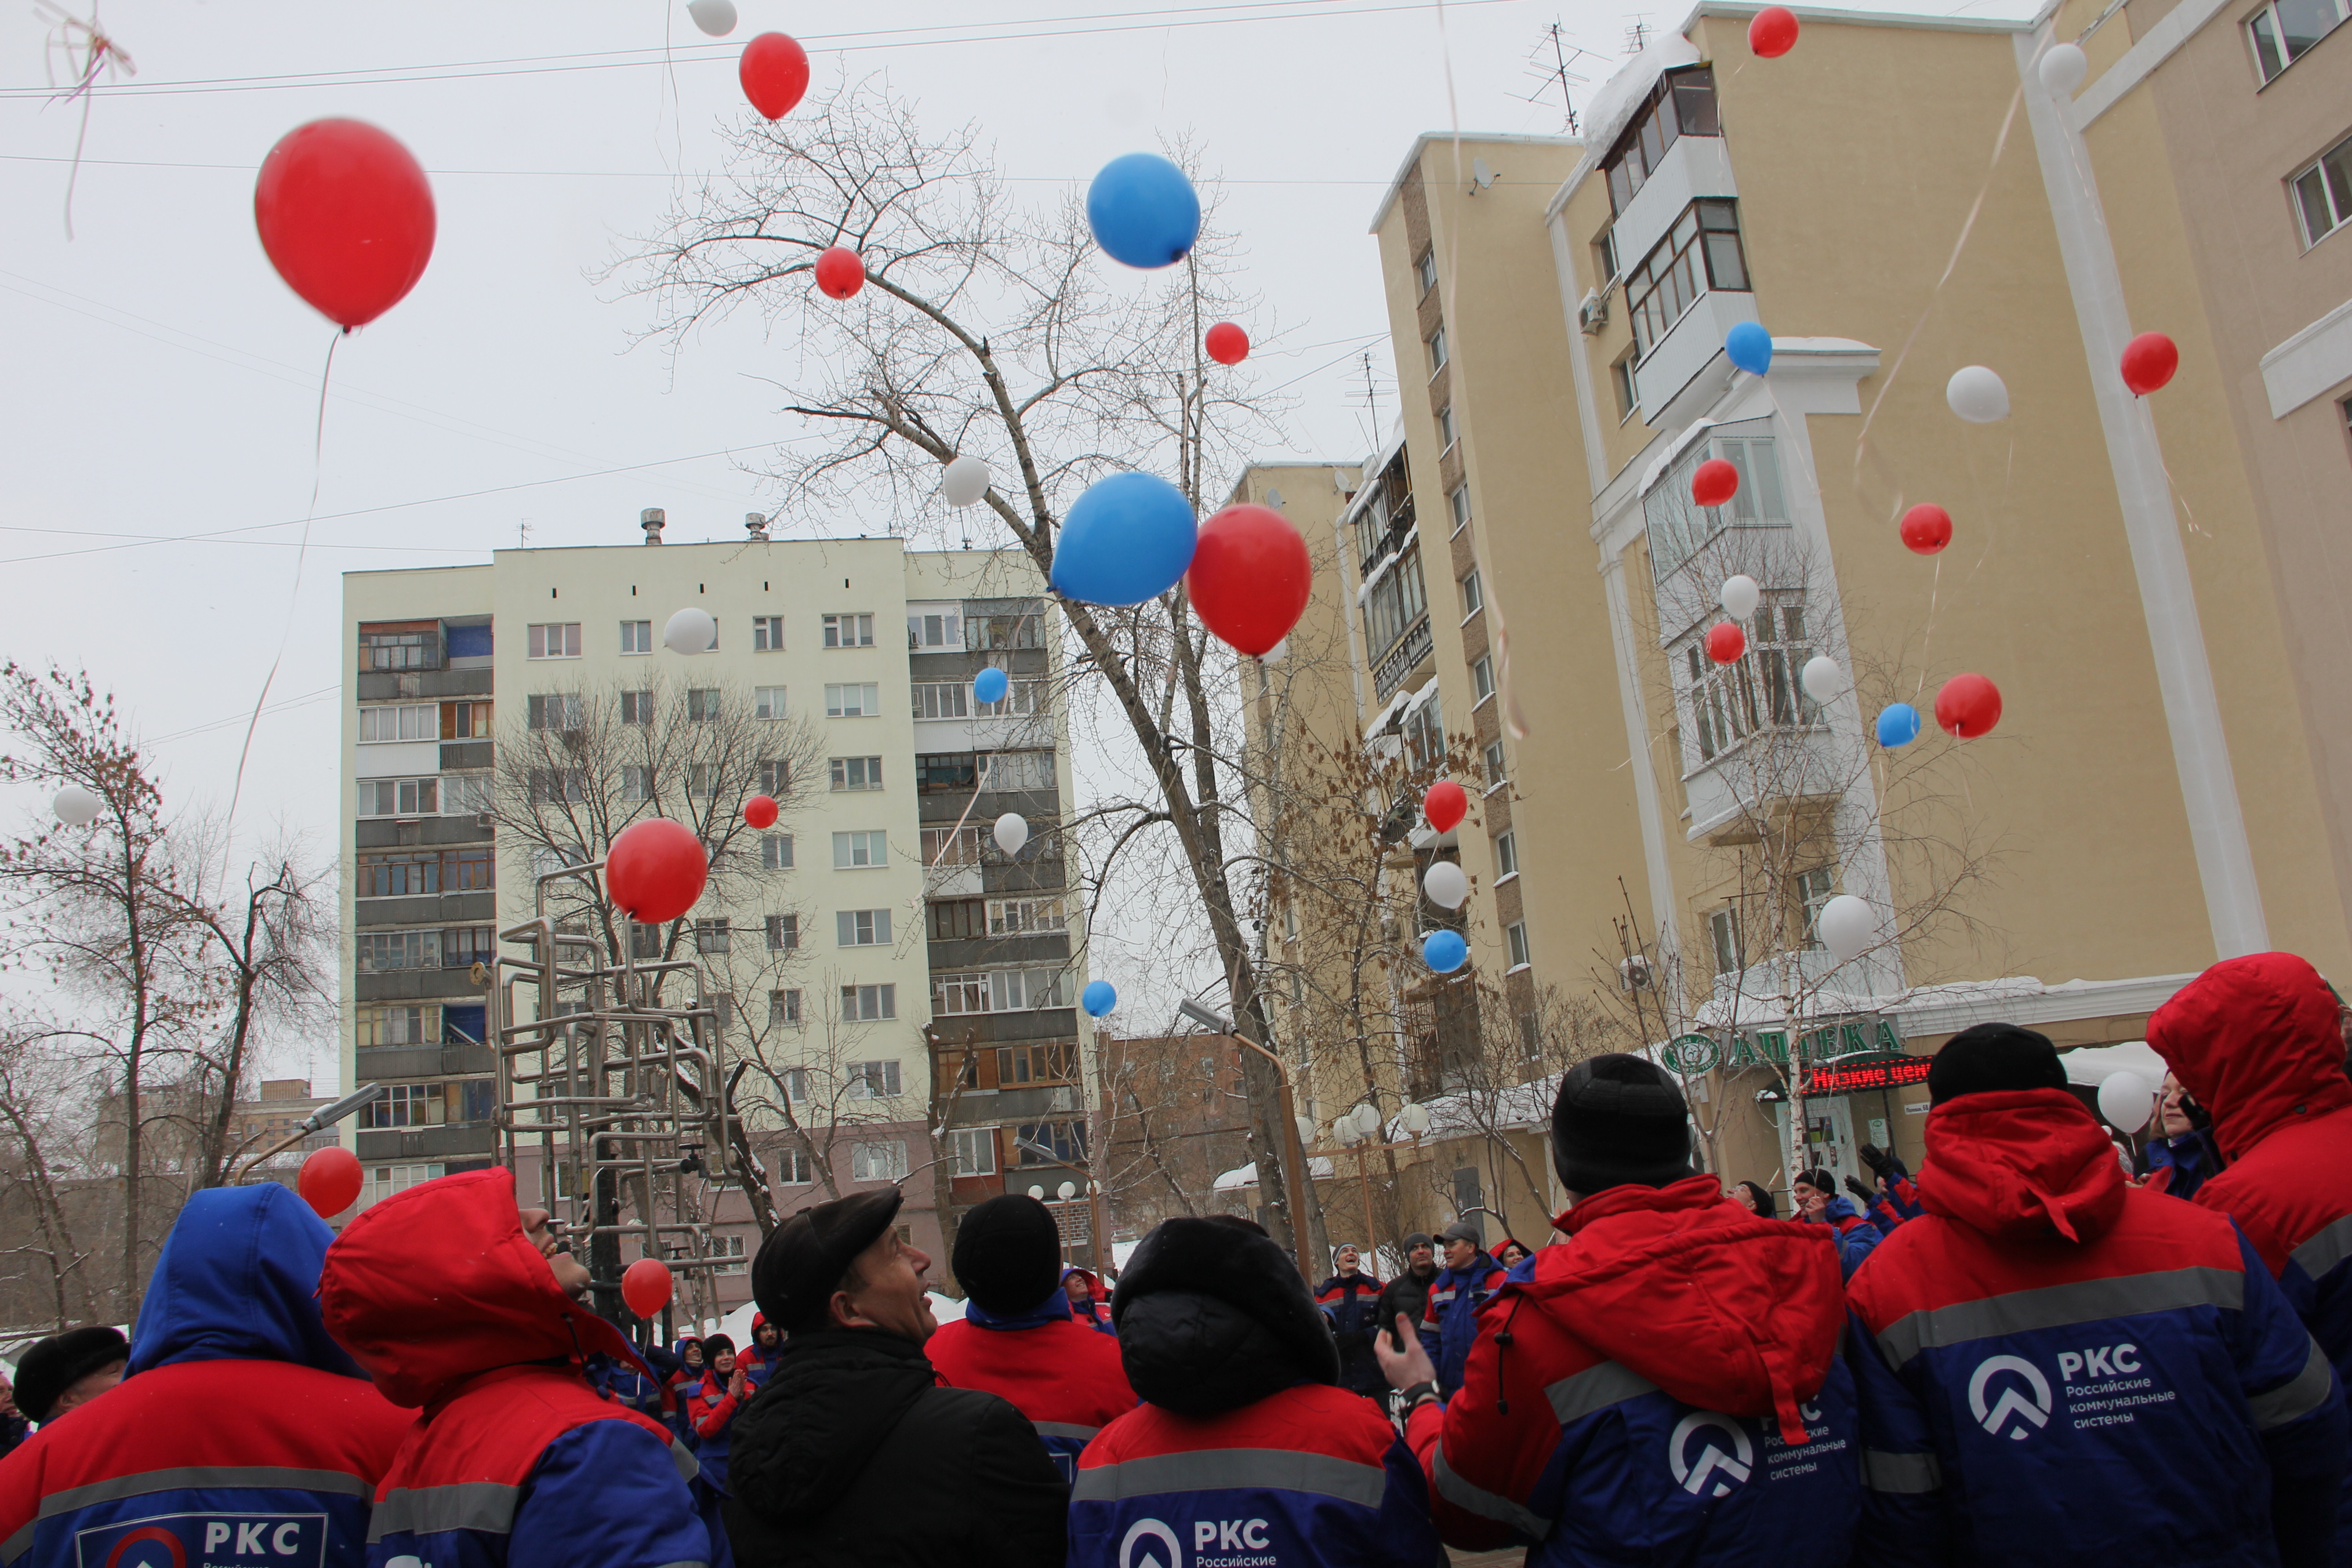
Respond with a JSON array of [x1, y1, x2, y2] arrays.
[[1623, 15, 1651, 54], [1517, 21, 1594, 134]]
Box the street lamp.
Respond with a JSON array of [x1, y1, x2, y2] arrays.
[[1057, 1181, 1078, 1201], [233, 1082, 387, 1181], [1028, 1185, 1046, 1200]]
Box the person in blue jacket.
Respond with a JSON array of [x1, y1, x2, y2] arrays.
[[1419, 1220, 1506, 1396], [2142, 1072, 2226, 1200], [1847, 1023, 2347, 1568], [1793, 1169, 1880, 1278]]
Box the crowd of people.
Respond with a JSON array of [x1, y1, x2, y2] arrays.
[[0, 947, 2348, 1567]]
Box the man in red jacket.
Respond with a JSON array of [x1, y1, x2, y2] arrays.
[[928, 1192, 1135, 1479], [2150, 952, 2352, 1552]]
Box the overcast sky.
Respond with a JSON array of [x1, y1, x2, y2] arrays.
[[0, 0, 2028, 1084]]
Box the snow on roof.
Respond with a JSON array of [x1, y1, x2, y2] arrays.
[[1212, 1156, 1334, 1192], [1580, 29, 1704, 167]]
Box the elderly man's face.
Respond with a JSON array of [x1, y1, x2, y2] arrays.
[[1442, 1235, 1477, 1270], [833, 1229, 939, 1343]]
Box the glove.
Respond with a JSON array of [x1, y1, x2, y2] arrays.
[[1844, 1175, 1876, 1205], [1857, 1143, 1893, 1179]]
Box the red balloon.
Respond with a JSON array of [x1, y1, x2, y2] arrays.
[[622, 1257, 675, 1318], [1204, 322, 1250, 366], [2120, 332, 2179, 396], [1186, 504, 1310, 656], [813, 246, 865, 300], [1706, 622, 1747, 664], [743, 794, 779, 830], [740, 33, 811, 119], [1424, 780, 1468, 834], [254, 119, 436, 330], [1749, 5, 1800, 56], [1900, 503, 1953, 555], [1692, 458, 1740, 508], [1935, 673, 2003, 738], [299, 1146, 364, 1218], [607, 818, 709, 924]]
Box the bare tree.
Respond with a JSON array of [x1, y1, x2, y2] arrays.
[[0, 1024, 99, 1328]]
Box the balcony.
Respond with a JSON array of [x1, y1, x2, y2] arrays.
[[1636, 285, 1759, 426], [1372, 615, 1433, 701], [1356, 491, 1417, 580]]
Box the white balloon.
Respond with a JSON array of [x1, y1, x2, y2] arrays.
[[662, 607, 716, 655], [941, 454, 993, 509], [1719, 574, 1761, 621], [2038, 41, 2087, 95], [2097, 1070, 2156, 1133], [1946, 365, 2011, 424], [685, 0, 737, 35], [992, 812, 1029, 855], [1422, 860, 1470, 911], [1815, 894, 1877, 963], [52, 786, 101, 827], [1801, 655, 1845, 704]]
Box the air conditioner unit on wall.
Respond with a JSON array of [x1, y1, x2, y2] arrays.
[[1617, 955, 1653, 992], [1578, 288, 1609, 335]]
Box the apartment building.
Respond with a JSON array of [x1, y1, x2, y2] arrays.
[[1264, 0, 2352, 1203], [340, 517, 1086, 1308]]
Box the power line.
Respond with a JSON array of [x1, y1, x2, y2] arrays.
[[145, 684, 339, 746]]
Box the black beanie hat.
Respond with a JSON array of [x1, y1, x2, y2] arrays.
[[952, 1193, 1063, 1314], [15, 1325, 127, 1423], [1402, 1231, 1434, 1251], [1928, 1023, 2067, 1105], [1111, 1216, 1339, 1415], [1551, 1053, 1695, 1194], [751, 1186, 905, 1333], [702, 1333, 736, 1357]]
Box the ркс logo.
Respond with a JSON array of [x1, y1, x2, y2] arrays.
[[1669, 1411, 1755, 1497], [1968, 1354, 2053, 1441], [1119, 1519, 1184, 1568]]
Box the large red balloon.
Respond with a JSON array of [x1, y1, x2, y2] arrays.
[[2120, 332, 2179, 396], [254, 120, 436, 330], [1706, 622, 1747, 664], [1186, 504, 1310, 656], [299, 1146, 364, 1218], [607, 818, 709, 924], [1900, 503, 1953, 555], [743, 794, 779, 830], [740, 33, 811, 119], [1934, 672, 2003, 739], [814, 246, 865, 300], [1424, 780, 1468, 833], [1204, 322, 1250, 366], [1692, 458, 1740, 508], [622, 1257, 675, 1318], [1749, 5, 1800, 56]]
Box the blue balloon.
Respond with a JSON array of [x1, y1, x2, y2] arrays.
[[1877, 703, 1922, 748], [1050, 472, 1198, 606], [1082, 980, 1117, 1017], [1422, 930, 1468, 974], [973, 666, 1009, 705], [1086, 152, 1201, 270], [1725, 321, 1773, 377]]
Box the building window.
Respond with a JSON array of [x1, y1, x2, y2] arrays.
[[1459, 568, 1483, 618], [1000, 1041, 1079, 1085], [752, 615, 785, 651], [1471, 655, 1495, 704], [694, 918, 731, 955], [358, 777, 439, 818], [977, 680, 1043, 720], [686, 688, 722, 722], [826, 683, 881, 718], [951, 1127, 998, 1177], [527, 623, 582, 660], [685, 763, 717, 798], [833, 830, 887, 868], [441, 774, 491, 816], [359, 703, 437, 744], [781, 1068, 809, 1102], [356, 848, 492, 899], [619, 765, 652, 801], [1416, 246, 1438, 295], [836, 908, 892, 946], [527, 768, 586, 804], [524, 694, 583, 732], [770, 988, 802, 1027], [841, 983, 897, 1021], [1602, 64, 1719, 212], [928, 898, 985, 940], [980, 750, 1058, 793], [1439, 405, 1457, 451], [1483, 739, 1507, 788], [2293, 133, 2352, 247], [357, 930, 439, 971], [907, 610, 965, 648], [922, 825, 984, 867], [1627, 201, 1749, 360], [1642, 432, 1792, 582], [1797, 867, 1837, 949], [710, 993, 736, 1033], [758, 760, 789, 795], [2249, 0, 2349, 81], [1596, 228, 1620, 285], [754, 686, 788, 721], [1426, 325, 1448, 374], [917, 752, 978, 794], [1403, 692, 1445, 772], [912, 681, 969, 719], [1710, 907, 1743, 978], [355, 1003, 442, 1047], [760, 834, 794, 871], [360, 627, 438, 671], [363, 1162, 445, 1209], [779, 1144, 814, 1183], [1506, 921, 1531, 970], [967, 610, 1044, 651], [1494, 829, 1518, 877], [440, 700, 493, 739], [829, 756, 883, 791], [619, 620, 653, 655], [1362, 545, 1430, 669], [1015, 1119, 1088, 1165], [1679, 596, 1818, 765], [990, 968, 1066, 1011], [988, 896, 1066, 934], [1448, 484, 1471, 535], [934, 972, 990, 1014], [850, 1140, 909, 1182], [1611, 354, 1637, 421], [847, 1060, 902, 1099], [823, 613, 875, 648], [630, 922, 662, 960], [764, 913, 800, 952]]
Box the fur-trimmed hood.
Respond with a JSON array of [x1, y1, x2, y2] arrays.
[[1111, 1217, 1338, 1416]]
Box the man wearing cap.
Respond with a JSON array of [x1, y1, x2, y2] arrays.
[[721, 1187, 1067, 1566], [925, 1193, 1136, 1480], [1377, 1053, 1860, 1563], [1847, 1023, 2346, 1568], [1377, 1234, 1439, 1373], [1419, 1220, 1506, 1398], [5, 1328, 124, 1436]]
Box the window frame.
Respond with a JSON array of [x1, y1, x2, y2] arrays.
[[1415, 246, 1439, 296], [835, 908, 893, 946], [752, 615, 785, 651], [1471, 654, 1495, 705], [526, 623, 583, 661], [1426, 325, 1448, 376], [833, 829, 888, 869], [1505, 921, 1531, 970], [619, 620, 653, 656], [1483, 738, 1508, 789], [2248, 0, 2351, 81], [2291, 131, 2352, 248], [1459, 567, 1484, 620], [828, 756, 884, 792], [822, 613, 876, 649], [754, 686, 788, 721], [825, 682, 882, 719], [1494, 828, 1518, 878], [1626, 200, 1750, 362], [951, 1126, 999, 1178], [1449, 484, 1472, 536]]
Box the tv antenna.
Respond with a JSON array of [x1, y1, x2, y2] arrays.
[[1518, 21, 1597, 134], [1623, 14, 1652, 54]]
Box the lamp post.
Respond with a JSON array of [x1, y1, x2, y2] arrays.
[[232, 1082, 387, 1181], [1177, 998, 1318, 1284], [1328, 1100, 1430, 1268]]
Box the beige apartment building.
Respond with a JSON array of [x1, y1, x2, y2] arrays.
[[1255, 0, 2352, 1215]]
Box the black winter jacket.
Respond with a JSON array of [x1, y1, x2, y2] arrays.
[[722, 1327, 1068, 1567], [1374, 1267, 1438, 1356]]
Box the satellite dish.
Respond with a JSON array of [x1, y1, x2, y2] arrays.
[[1265, 488, 1285, 507], [1471, 157, 1496, 191]]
